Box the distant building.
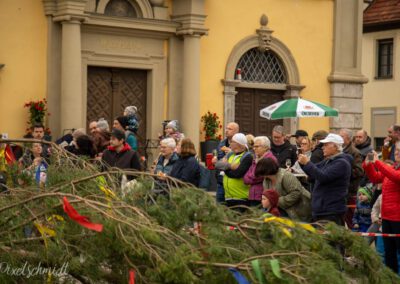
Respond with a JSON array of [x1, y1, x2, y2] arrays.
[[363, 0, 400, 149]]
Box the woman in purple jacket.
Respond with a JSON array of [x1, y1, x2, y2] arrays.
[[243, 136, 278, 206]]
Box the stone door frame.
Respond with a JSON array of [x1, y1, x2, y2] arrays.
[[222, 33, 304, 135]]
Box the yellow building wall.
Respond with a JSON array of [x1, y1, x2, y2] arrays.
[[362, 30, 400, 133], [200, 0, 334, 137], [0, 0, 47, 138]]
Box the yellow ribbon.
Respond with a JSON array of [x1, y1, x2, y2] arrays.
[[263, 216, 316, 237]]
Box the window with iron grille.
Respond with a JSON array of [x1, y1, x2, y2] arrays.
[[236, 48, 287, 83], [376, 39, 393, 79]]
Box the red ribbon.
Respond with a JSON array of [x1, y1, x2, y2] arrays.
[[62, 197, 103, 232], [129, 269, 135, 284]]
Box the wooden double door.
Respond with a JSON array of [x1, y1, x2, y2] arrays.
[[87, 66, 147, 153], [235, 88, 284, 137]]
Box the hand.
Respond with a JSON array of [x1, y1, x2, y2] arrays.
[[297, 154, 309, 165], [383, 136, 392, 148], [211, 156, 218, 164], [353, 224, 359, 229], [221, 146, 230, 154], [230, 163, 239, 170]]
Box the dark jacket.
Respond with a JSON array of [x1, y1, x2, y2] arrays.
[[170, 155, 201, 187], [155, 152, 179, 175], [355, 136, 373, 159], [352, 201, 372, 228], [271, 140, 297, 168], [216, 138, 230, 185], [301, 153, 352, 217], [310, 143, 324, 164], [343, 143, 364, 195], [102, 143, 141, 172]]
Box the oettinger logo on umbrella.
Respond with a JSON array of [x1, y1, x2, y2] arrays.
[[260, 98, 339, 120]]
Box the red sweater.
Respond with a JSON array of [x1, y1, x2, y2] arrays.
[[363, 161, 400, 221]]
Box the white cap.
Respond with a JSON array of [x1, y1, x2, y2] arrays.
[[319, 133, 344, 145], [232, 133, 248, 147]]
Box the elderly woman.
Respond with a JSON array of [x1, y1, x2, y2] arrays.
[[153, 138, 179, 176], [255, 157, 311, 222], [298, 133, 352, 225], [363, 142, 400, 273], [216, 133, 253, 211], [170, 138, 200, 187], [243, 136, 277, 206]]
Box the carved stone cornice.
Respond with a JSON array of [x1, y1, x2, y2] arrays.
[[327, 73, 369, 84], [172, 14, 208, 36], [43, 0, 88, 19]]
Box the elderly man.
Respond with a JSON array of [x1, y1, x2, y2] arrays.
[[310, 130, 328, 164], [213, 122, 239, 203], [382, 125, 399, 161], [89, 120, 98, 136], [217, 133, 252, 211], [354, 130, 373, 159], [153, 137, 179, 176], [339, 128, 364, 227], [270, 125, 297, 168], [298, 133, 352, 225]]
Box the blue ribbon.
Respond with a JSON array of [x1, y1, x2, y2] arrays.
[[228, 268, 250, 284]]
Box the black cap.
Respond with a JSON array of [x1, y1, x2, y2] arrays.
[[291, 130, 308, 137], [110, 128, 125, 141]]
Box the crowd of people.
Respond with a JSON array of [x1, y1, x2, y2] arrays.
[[1, 110, 400, 273]]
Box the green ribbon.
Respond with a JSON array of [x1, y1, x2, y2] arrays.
[[270, 259, 282, 279], [251, 259, 266, 284]]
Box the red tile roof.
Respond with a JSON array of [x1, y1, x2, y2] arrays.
[[364, 0, 400, 26]]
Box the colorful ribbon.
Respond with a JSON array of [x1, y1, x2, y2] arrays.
[[129, 269, 135, 284], [62, 197, 103, 232], [228, 268, 250, 284]]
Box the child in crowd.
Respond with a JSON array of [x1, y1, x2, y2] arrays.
[[352, 187, 373, 232], [261, 189, 280, 217], [159, 120, 184, 142]]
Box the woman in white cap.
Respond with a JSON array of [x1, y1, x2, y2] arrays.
[[298, 133, 353, 225], [216, 133, 252, 212]]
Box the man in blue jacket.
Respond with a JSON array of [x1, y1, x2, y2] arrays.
[[298, 133, 352, 226]]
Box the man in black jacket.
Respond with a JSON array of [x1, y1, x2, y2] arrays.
[[270, 125, 297, 168], [102, 129, 141, 178]]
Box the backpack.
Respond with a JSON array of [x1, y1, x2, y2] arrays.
[[198, 164, 211, 190]]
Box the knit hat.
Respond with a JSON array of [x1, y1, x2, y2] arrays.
[[232, 133, 248, 147], [116, 116, 129, 130], [262, 189, 279, 208], [124, 106, 137, 116], [97, 118, 110, 132], [312, 130, 328, 141], [110, 128, 126, 141], [166, 120, 179, 131], [358, 187, 372, 201]]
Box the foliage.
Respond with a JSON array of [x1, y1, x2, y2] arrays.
[[200, 111, 222, 141], [24, 98, 51, 135], [0, 140, 398, 283]]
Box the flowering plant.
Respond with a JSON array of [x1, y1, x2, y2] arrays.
[[24, 98, 51, 135], [201, 111, 222, 141]]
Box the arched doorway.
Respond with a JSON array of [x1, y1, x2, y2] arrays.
[[222, 15, 304, 136], [234, 48, 286, 136]]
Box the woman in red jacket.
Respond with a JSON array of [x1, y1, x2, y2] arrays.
[[363, 141, 400, 273]]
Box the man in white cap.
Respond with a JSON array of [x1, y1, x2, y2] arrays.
[[298, 133, 353, 225], [216, 133, 252, 211]]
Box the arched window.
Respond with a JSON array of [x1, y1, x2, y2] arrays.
[[236, 48, 287, 83], [105, 0, 137, 18]]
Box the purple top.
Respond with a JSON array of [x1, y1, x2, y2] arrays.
[[243, 151, 277, 201]]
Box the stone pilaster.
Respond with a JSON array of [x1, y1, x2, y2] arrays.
[[172, 0, 208, 147], [329, 0, 368, 132], [221, 79, 240, 127]]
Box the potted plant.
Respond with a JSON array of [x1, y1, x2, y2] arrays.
[[200, 111, 222, 161], [24, 98, 51, 140]]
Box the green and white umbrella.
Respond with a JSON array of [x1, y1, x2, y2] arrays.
[[260, 98, 339, 120]]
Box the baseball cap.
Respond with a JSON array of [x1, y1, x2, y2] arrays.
[[319, 133, 344, 145], [291, 130, 308, 137]]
